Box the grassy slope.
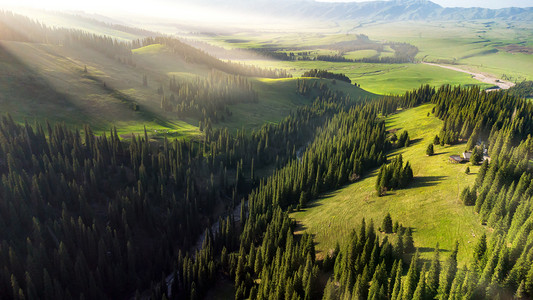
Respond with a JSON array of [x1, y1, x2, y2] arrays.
[[0, 41, 199, 138], [221, 78, 376, 131], [0, 41, 373, 138], [291, 104, 490, 264]]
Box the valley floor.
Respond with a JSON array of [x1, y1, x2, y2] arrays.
[[422, 62, 515, 90]]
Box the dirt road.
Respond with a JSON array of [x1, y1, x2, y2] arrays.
[[422, 62, 515, 90]]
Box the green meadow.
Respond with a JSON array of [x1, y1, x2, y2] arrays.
[[291, 104, 490, 265]]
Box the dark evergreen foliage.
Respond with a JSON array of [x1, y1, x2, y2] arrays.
[[508, 80, 533, 99], [426, 143, 434, 156], [301, 69, 352, 84], [375, 155, 414, 196]]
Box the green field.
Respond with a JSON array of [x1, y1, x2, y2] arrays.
[[343, 49, 378, 60], [233, 59, 490, 95], [203, 20, 531, 92], [350, 63, 492, 95], [291, 104, 490, 264], [341, 20, 533, 81]]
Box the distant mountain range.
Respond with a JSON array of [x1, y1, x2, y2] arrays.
[[192, 0, 533, 22]]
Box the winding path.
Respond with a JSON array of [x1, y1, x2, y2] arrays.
[[422, 62, 515, 90]]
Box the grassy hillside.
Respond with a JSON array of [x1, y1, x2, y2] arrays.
[[0, 40, 373, 138], [222, 77, 376, 130], [291, 104, 491, 264], [0, 41, 199, 138]]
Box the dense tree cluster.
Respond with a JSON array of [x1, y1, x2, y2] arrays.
[[427, 85, 533, 299], [375, 154, 414, 196], [316, 54, 354, 63], [159, 71, 258, 124], [301, 69, 352, 84], [396, 130, 411, 148], [508, 80, 533, 99], [0, 113, 274, 299], [155, 83, 436, 300], [431, 85, 533, 148], [0, 107, 326, 299]]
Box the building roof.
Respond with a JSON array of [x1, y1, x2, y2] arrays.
[[450, 155, 463, 162]]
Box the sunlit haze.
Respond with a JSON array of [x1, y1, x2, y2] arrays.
[[2, 0, 532, 14], [0, 0, 272, 24], [317, 0, 533, 9]]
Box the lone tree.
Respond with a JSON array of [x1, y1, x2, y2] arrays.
[[382, 213, 393, 233], [465, 166, 470, 174], [433, 135, 440, 145], [426, 144, 434, 156]]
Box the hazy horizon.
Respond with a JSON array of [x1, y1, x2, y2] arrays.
[[317, 0, 533, 9], [0, 0, 532, 15]]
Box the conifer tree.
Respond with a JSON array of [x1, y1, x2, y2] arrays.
[[437, 242, 459, 299], [402, 251, 420, 300], [382, 213, 393, 233], [426, 246, 441, 299], [426, 143, 434, 156]]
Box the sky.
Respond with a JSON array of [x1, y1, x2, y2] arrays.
[[0, 0, 532, 13], [318, 0, 533, 9]]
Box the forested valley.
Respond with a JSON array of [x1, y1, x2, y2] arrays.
[[3, 74, 532, 299], [1, 5, 533, 300]]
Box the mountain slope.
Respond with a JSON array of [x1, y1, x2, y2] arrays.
[[194, 0, 533, 22]]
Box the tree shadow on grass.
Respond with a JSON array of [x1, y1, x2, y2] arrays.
[[409, 175, 447, 188], [293, 221, 308, 233], [408, 138, 423, 145], [417, 247, 450, 253], [292, 222, 320, 247], [431, 150, 449, 156], [302, 190, 338, 210]]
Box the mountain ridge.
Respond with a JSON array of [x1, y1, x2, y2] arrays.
[[190, 0, 533, 22]]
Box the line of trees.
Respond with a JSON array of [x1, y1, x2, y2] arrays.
[[301, 69, 352, 84]]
